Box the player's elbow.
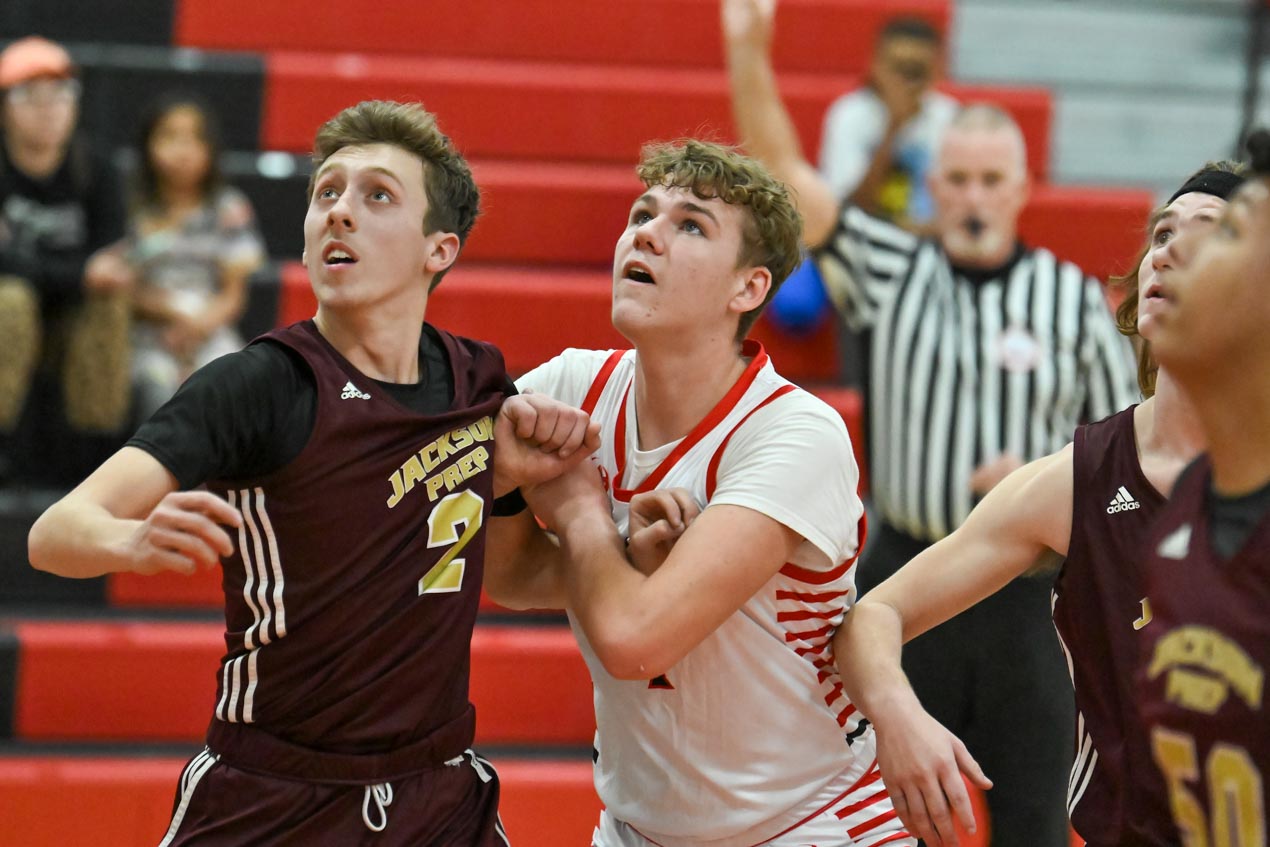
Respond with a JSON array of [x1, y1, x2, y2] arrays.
[[27, 505, 67, 576], [588, 620, 680, 681], [482, 570, 537, 611]]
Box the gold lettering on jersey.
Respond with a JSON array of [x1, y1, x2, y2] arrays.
[[386, 417, 494, 508], [1133, 597, 1153, 631], [1147, 625, 1264, 714]]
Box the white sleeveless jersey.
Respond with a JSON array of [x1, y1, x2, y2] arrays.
[[518, 343, 878, 846]]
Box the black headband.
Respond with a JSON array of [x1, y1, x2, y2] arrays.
[[1167, 170, 1245, 205]]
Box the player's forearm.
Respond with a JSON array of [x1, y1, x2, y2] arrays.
[[28, 496, 143, 578], [834, 600, 925, 725], [725, 41, 807, 182], [484, 510, 566, 610], [557, 511, 670, 679]]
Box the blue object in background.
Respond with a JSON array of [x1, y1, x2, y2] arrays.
[[768, 254, 831, 333]]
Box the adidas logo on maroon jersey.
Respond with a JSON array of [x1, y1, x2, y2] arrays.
[[340, 380, 371, 400], [1107, 486, 1141, 514]]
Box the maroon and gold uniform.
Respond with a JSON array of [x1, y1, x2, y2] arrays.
[[1136, 456, 1270, 845], [129, 320, 514, 845], [1055, 406, 1176, 846]]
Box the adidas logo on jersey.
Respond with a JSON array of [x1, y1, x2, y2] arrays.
[[1106, 486, 1141, 514], [340, 381, 371, 400]]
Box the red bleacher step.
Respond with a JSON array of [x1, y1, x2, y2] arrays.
[[259, 52, 1052, 179], [109, 568, 533, 615], [271, 160, 1147, 291], [176, 0, 947, 77], [11, 621, 593, 746], [455, 162, 1150, 279], [0, 756, 599, 847]]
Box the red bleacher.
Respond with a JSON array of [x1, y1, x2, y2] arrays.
[[12, 621, 593, 745], [258, 52, 1052, 180], [455, 162, 1147, 277], [174, 0, 949, 76]]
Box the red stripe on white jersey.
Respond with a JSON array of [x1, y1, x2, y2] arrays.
[[776, 589, 845, 603], [580, 349, 627, 416], [778, 608, 843, 623], [836, 704, 859, 727], [702, 377, 795, 499], [781, 553, 857, 586], [785, 623, 835, 642], [614, 340, 775, 503]]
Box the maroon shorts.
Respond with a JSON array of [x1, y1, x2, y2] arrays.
[[156, 748, 509, 846]]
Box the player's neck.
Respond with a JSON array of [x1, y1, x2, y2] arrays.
[[1140, 371, 1205, 461], [631, 340, 749, 449], [314, 305, 424, 384], [1189, 365, 1270, 497]]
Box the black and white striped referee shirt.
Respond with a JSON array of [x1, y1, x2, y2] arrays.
[[815, 205, 1139, 542]]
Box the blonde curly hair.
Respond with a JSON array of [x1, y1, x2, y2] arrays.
[[637, 139, 803, 340]]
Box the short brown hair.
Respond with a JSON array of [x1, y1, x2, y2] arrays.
[[308, 100, 479, 289], [636, 139, 803, 340], [1111, 159, 1245, 397]]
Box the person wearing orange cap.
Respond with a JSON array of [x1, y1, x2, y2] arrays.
[[0, 36, 134, 486]]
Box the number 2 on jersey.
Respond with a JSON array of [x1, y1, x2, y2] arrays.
[[419, 490, 484, 595], [1152, 727, 1265, 847]]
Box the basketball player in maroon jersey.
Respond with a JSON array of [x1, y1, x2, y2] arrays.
[[28, 100, 596, 845], [1133, 132, 1270, 843], [823, 163, 1243, 846]]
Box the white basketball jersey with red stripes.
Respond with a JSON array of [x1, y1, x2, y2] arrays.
[[518, 344, 883, 846]]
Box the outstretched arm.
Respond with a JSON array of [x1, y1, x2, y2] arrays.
[[527, 462, 801, 680], [29, 447, 241, 579], [833, 446, 1074, 844], [722, 0, 840, 247]]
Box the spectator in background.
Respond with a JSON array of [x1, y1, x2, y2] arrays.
[[127, 95, 265, 418], [819, 16, 957, 232], [0, 36, 133, 487]]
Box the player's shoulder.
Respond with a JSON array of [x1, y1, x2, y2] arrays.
[[519, 347, 630, 386], [427, 325, 506, 365], [197, 337, 306, 388], [736, 373, 853, 448]]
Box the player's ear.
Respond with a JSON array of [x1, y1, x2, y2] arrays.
[[731, 266, 771, 314], [424, 231, 461, 276]]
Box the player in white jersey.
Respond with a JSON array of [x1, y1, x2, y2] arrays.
[[487, 140, 914, 847]]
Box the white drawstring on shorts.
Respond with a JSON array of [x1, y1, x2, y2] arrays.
[[362, 781, 394, 832]]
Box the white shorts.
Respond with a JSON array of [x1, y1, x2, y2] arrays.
[[590, 760, 915, 847]]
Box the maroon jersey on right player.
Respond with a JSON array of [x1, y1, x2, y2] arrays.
[[1054, 406, 1176, 846], [202, 320, 510, 779], [1136, 456, 1270, 845]]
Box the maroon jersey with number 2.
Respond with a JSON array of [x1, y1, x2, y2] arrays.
[[204, 319, 509, 770], [1137, 456, 1270, 846]]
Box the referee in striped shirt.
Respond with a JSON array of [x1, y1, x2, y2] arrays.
[[724, 2, 1138, 844]]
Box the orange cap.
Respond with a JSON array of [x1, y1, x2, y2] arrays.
[[0, 37, 75, 89]]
